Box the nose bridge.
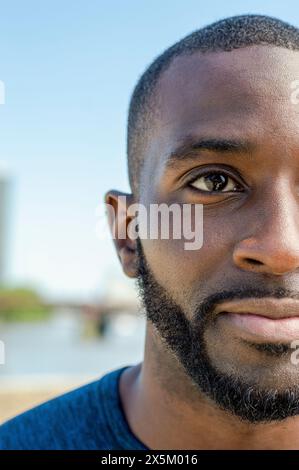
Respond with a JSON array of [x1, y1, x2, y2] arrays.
[[262, 182, 297, 239], [233, 178, 299, 275]]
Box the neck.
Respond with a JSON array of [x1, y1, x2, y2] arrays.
[[119, 322, 299, 450]]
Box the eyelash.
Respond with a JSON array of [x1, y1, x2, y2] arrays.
[[186, 168, 245, 194]]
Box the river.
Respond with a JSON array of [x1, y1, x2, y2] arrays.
[[0, 309, 146, 380]]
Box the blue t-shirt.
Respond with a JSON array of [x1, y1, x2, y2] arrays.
[[0, 365, 149, 450]]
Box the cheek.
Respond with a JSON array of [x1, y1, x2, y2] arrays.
[[141, 220, 234, 312]]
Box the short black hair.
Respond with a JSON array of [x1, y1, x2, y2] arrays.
[[127, 14, 299, 196]]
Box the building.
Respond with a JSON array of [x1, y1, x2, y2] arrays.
[[0, 167, 10, 285]]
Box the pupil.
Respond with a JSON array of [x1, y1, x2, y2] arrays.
[[205, 173, 227, 191]]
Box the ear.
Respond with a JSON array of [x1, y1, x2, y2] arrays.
[[104, 190, 138, 278]]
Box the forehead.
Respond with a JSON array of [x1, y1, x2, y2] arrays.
[[156, 45, 299, 126], [139, 46, 299, 192]]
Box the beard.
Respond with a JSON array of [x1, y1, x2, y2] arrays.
[[135, 237, 299, 424]]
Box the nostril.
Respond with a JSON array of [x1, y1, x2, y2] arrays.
[[244, 258, 263, 266]]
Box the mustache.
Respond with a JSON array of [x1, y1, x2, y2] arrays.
[[193, 285, 299, 327]]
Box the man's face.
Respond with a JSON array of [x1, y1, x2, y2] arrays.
[[135, 46, 299, 422]]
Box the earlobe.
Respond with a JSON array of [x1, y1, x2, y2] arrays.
[[118, 243, 138, 278], [104, 190, 138, 278]]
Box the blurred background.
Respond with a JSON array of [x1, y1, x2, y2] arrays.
[[0, 0, 298, 423]]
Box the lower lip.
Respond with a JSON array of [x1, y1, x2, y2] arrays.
[[219, 312, 299, 343]]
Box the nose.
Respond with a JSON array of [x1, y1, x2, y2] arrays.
[[233, 185, 299, 276]]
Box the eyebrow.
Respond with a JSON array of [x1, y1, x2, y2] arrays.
[[165, 137, 254, 169]]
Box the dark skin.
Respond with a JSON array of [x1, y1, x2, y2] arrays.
[[105, 46, 299, 449]]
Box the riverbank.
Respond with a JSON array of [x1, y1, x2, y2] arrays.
[[0, 375, 96, 423], [0, 310, 145, 423]]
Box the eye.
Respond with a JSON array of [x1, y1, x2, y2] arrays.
[[189, 171, 243, 193]]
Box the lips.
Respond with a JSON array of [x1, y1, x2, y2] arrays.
[[215, 298, 299, 343]]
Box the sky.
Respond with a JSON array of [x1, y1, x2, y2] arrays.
[[0, 0, 299, 301]]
